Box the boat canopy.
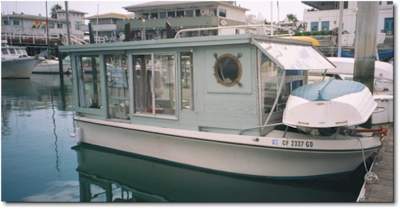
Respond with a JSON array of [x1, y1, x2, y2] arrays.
[[254, 40, 335, 71]]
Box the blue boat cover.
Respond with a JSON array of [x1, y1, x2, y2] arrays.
[[292, 79, 365, 101]]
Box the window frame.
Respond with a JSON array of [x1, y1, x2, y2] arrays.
[[129, 51, 179, 120], [310, 21, 319, 31], [72, 54, 108, 117]]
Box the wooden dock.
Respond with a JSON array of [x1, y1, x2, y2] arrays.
[[358, 124, 394, 202]]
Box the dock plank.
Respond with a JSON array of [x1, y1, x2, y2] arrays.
[[359, 124, 394, 203]]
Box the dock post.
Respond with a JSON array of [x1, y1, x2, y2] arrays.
[[353, 2, 378, 128], [58, 46, 66, 110], [353, 1, 378, 92]]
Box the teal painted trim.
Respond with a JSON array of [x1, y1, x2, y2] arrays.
[[99, 54, 108, 118], [59, 34, 253, 53], [71, 55, 80, 111]]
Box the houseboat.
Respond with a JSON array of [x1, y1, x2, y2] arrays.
[[61, 34, 383, 178]]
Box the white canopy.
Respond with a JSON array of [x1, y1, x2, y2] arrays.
[[255, 41, 336, 70]]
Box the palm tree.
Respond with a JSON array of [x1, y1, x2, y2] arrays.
[[50, 4, 62, 19], [286, 14, 298, 24]]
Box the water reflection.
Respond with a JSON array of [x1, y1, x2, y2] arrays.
[[1, 75, 76, 202], [74, 144, 368, 202]]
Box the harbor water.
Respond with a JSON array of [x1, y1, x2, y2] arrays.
[[2, 75, 371, 202]]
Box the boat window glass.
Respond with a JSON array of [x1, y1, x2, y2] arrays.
[[159, 12, 167, 19], [133, 55, 153, 114], [77, 56, 102, 109], [9, 48, 16, 54], [214, 53, 242, 87], [3, 20, 10, 25], [2, 48, 8, 55], [180, 52, 193, 110], [219, 8, 227, 17], [154, 54, 176, 115], [105, 54, 129, 119], [167, 11, 176, 18], [185, 10, 194, 17], [259, 51, 306, 125]]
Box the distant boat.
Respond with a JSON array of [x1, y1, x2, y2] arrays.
[[33, 58, 72, 74], [1, 45, 40, 79]]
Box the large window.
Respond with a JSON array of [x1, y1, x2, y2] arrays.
[[321, 21, 330, 31], [310, 22, 319, 31], [105, 54, 129, 119], [219, 8, 227, 17], [180, 52, 193, 110], [259, 52, 305, 126], [77, 56, 102, 109], [132, 54, 177, 116]]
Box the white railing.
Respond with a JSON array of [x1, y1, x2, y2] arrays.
[[1, 32, 88, 46], [174, 24, 295, 39]]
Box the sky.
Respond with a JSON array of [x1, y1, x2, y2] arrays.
[[1, 0, 311, 21]]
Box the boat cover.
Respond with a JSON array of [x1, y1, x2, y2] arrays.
[[283, 79, 377, 128], [254, 40, 335, 71], [291, 79, 365, 101]]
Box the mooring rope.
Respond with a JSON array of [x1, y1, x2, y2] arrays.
[[357, 137, 379, 184]]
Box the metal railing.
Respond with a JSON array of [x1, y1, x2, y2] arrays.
[[174, 24, 295, 39]]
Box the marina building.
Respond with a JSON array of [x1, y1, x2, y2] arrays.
[[121, 1, 248, 40], [87, 13, 130, 42], [1, 9, 86, 46], [303, 1, 394, 47]]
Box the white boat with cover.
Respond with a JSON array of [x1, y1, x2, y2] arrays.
[[61, 34, 383, 178], [1, 45, 40, 79]]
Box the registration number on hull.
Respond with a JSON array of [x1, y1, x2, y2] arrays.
[[274, 139, 314, 148]]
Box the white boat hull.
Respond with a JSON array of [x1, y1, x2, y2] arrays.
[[76, 117, 381, 178], [2, 57, 39, 79]]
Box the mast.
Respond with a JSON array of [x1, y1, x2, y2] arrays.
[[337, 1, 344, 57], [270, 1, 274, 36], [45, 0, 50, 56]]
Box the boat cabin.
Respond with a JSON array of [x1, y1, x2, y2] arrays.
[[60, 34, 334, 136]]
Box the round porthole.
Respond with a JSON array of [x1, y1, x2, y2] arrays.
[[214, 53, 242, 87]]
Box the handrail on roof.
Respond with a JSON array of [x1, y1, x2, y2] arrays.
[[174, 24, 295, 39]]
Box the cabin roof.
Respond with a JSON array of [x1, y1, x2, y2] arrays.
[[59, 34, 310, 53]]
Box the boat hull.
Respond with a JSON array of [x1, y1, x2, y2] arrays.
[[76, 118, 381, 178], [1, 57, 39, 79]]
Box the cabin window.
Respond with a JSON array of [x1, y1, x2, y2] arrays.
[[2, 48, 8, 55], [177, 10, 185, 17], [185, 10, 194, 17], [9, 48, 16, 54], [77, 56, 102, 109], [105, 54, 129, 119], [167, 11, 176, 18], [133, 55, 152, 114], [159, 12, 167, 19], [195, 9, 201, 17], [151, 12, 158, 19], [154, 54, 176, 115], [258, 51, 306, 124], [132, 54, 177, 116], [57, 23, 63, 28], [3, 20, 10, 25], [214, 53, 242, 87], [180, 51, 193, 110]]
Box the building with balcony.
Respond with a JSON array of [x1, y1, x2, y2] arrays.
[[87, 13, 130, 42], [1, 9, 86, 46], [303, 1, 393, 46], [121, 1, 248, 40]]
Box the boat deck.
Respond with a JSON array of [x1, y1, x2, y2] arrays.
[[358, 124, 394, 202]]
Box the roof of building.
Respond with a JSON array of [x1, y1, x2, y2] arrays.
[[124, 1, 248, 12], [302, 1, 339, 10], [86, 12, 130, 20], [1, 13, 66, 22], [56, 9, 87, 15]]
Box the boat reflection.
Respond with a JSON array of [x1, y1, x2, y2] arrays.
[[74, 143, 368, 202]]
